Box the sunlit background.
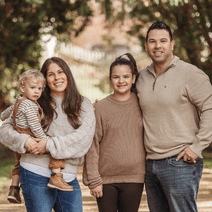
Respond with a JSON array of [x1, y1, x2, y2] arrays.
[[0, 0, 212, 211]]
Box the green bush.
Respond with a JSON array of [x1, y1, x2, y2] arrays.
[[0, 157, 15, 189]]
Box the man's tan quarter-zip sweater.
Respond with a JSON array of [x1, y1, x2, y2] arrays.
[[136, 56, 212, 160]]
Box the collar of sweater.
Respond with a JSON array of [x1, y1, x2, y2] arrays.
[[108, 93, 136, 105], [147, 55, 180, 77], [50, 96, 63, 108]]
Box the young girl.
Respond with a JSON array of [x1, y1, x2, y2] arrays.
[[0, 69, 73, 204], [83, 53, 146, 212]]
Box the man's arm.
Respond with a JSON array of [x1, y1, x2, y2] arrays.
[[177, 67, 212, 162]]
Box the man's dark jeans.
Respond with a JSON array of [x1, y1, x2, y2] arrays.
[[145, 155, 203, 212]]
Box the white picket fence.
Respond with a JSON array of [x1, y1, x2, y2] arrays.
[[59, 43, 128, 66], [56, 42, 150, 102]]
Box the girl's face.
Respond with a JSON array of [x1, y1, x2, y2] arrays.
[[110, 65, 136, 99], [46, 63, 68, 97]]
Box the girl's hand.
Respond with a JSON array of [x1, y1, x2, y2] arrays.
[[90, 185, 103, 198], [30, 138, 48, 155], [24, 137, 37, 152]]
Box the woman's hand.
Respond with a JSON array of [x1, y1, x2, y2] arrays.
[[29, 138, 48, 155], [90, 185, 103, 198], [24, 137, 38, 152]]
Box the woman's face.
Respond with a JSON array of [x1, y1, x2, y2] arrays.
[[46, 63, 68, 97]]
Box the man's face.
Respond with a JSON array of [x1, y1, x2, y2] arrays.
[[145, 29, 174, 66]]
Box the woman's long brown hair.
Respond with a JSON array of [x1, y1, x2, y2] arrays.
[[38, 57, 83, 131]]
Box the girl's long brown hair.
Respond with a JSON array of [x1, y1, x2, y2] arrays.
[[38, 57, 83, 131]]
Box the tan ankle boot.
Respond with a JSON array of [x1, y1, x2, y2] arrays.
[[7, 186, 21, 204], [47, 173, 74, 191]]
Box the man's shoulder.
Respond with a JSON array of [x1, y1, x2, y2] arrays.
[[177, 59, 197, 69], [177, 59, 208, 77], [138, 65, 151, 77]]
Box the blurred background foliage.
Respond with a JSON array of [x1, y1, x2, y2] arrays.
[[100, 0, 212, 78], [0, 0, 92, 106], [0, 0, 212, 161], [0, 0, 212, 105]]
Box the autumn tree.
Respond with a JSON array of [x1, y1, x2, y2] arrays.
[[98, 0, 212, 79], [0, 0, 92, 104]]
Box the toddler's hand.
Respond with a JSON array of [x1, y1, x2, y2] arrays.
[[24, 137, 37, 151], [30, 138, 48, 155]]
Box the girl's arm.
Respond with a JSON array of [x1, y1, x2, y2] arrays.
[[82, 102, 103, 189]]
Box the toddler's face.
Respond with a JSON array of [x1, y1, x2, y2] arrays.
[[20, 78, 44, 101]]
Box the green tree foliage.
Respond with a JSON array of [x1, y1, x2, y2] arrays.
[[98, 0, 212, 80], [0, 0, 92, 103]]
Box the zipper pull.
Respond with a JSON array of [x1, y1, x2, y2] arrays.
[[153, 81, 156, 91]]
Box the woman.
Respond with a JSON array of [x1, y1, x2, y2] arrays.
[[83, 53, 145, 212], [0, 57, 96, 212]]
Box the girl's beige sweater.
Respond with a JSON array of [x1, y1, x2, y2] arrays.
[[83, 93, 145, 189]]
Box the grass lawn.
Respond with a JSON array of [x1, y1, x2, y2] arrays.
[[202, 151, 212, 169], [0, 157, 15, 189]]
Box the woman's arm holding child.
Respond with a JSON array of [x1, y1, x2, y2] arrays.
[[0, 118, 36, 153]]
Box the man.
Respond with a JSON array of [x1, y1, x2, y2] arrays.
[[136, 21, 212, 212]]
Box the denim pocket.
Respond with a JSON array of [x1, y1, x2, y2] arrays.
[[168, 157, 196, 168], [168, 157, 197, 179]]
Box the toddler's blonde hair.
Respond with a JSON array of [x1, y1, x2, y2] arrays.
[[19, 69, 46, 87]]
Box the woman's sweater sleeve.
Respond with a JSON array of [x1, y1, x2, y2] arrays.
[[0, 117, 30, 154], [0, 104, 14, 121], [0, 95, 22, 121], [83, 105, 103, 188], [46, 97, 96, 159]]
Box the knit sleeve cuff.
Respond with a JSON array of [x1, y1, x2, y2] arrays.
[[88, 177, 103, 189], [189, 142, 203, 158], [45, 138, 53, 153]]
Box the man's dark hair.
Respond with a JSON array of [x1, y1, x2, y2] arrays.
[[146, 21, 173, 42]]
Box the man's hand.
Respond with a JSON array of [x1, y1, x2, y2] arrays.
[[93, 99, 99, 111], [29, 138, 48, 155], [90, 185, 103, 198], [176, 146, 198, 163]]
